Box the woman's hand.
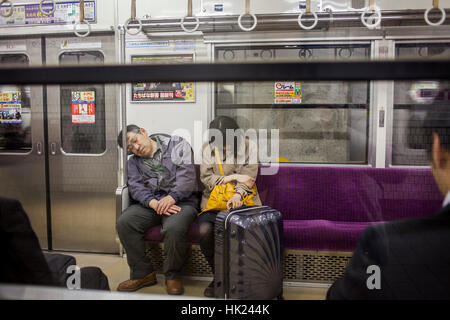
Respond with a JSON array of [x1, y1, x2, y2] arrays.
[[222, 174, 235, 184], [235, 174, 256, 188], [227, 193, 243, 210]]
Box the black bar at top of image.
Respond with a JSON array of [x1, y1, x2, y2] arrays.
[[0, 60, 450, 84]]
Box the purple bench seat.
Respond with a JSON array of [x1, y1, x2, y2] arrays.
[[145, 165, 443, 252]]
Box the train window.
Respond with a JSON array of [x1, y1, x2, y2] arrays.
[[59, 51, 106, 154], [215, 45, 371, 164], [392, 44, 450, 166], [0, 54, 32, 153]]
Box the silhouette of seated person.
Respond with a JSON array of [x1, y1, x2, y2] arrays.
[[0, 197, 109, 290]]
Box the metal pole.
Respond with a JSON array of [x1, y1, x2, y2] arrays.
[[119, 26, 127, 186]]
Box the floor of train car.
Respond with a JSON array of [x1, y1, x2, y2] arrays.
[[58, 252, 330, 300]]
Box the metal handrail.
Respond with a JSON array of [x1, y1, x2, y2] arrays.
[[124, 10, 450, 33]]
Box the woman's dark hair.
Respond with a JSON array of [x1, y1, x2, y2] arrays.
[[208, 116, 243, 157]]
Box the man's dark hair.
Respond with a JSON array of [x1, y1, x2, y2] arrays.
[[117, 124, 141, 149]]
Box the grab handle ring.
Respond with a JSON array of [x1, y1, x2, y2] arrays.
[[238, 0, 257, 31], [0, 1, 13, 18], [424, 7, 446, 26], [361, 7, 382, 29], [237, 13, 257, 31], [124, 18, 143, 35], [124, 0, 142, 35], [181, 0, 200, 33], [298, 12, 318, 30], [180, 16, 200, 33], [74, 20, 91, 37], [74, 0, 91, 37], [39, 0, 56, 16]]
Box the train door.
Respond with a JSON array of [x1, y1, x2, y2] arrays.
[[45, 34, 118, 253], [0, 38, 47, 249]]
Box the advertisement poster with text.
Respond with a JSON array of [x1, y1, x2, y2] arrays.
[[274, 81, 302, 104], [72, 91, 95, 124], [131, 55, 195, 102], [0, 92, 22, 124], [0, 1, 96, 26]]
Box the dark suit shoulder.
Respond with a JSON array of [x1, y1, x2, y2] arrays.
[[328, 205, 450, 299]]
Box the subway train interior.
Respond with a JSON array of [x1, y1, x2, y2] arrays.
[[1, 0, 450, 303]]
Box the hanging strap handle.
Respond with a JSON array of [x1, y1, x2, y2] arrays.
[[361, 0, 382, 29], [425, 0, 446, 26], [39, 0, 56, 16], [0, 0, 13, 18], [74, 0, 91, 37], [125, 0, 142, 35], [188, 0, 192, 16], [180, 0, 200, 32], [131, 0, 136, 19], [214, 147, 225, 177], [238, 0, 257, 31], [79, 0, 85, 22], [298, 0, 318, 30]]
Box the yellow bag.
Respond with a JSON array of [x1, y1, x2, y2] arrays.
[[201, 147, 257, 214]]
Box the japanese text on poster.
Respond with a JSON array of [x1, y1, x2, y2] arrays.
[[0, 92, 22, 124], [72, 91, 95, 124], [0, 1, 96, 26], [131, 55, 195, 102], [274, 82, 302, 104]]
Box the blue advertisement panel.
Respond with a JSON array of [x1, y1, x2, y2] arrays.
[[0, 1, 96, 25]]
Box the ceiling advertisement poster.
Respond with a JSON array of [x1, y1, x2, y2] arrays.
[[131, 54, 195, 103]]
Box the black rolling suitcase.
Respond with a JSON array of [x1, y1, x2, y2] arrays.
[[214, 205, 283, 300]]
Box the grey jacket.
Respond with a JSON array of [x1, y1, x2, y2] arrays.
[[127, 133, 199, 210]]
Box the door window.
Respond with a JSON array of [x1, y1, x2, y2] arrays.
[[0, 54, 31, 153], [59, 51, 106, 154], [393, 43, 450, 166]]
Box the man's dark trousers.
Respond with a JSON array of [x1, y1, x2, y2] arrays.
[[116, 202, 197, 280]]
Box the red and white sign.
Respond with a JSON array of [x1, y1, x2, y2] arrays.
[[72, 91, 95, 124]]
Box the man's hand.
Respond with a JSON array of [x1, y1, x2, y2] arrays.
[[155, 195, 176, 215], [227, 193, 243, 210], [149, 199, 159, 211], [163, 205, 182, 216], [235, 174, 256, 189]]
